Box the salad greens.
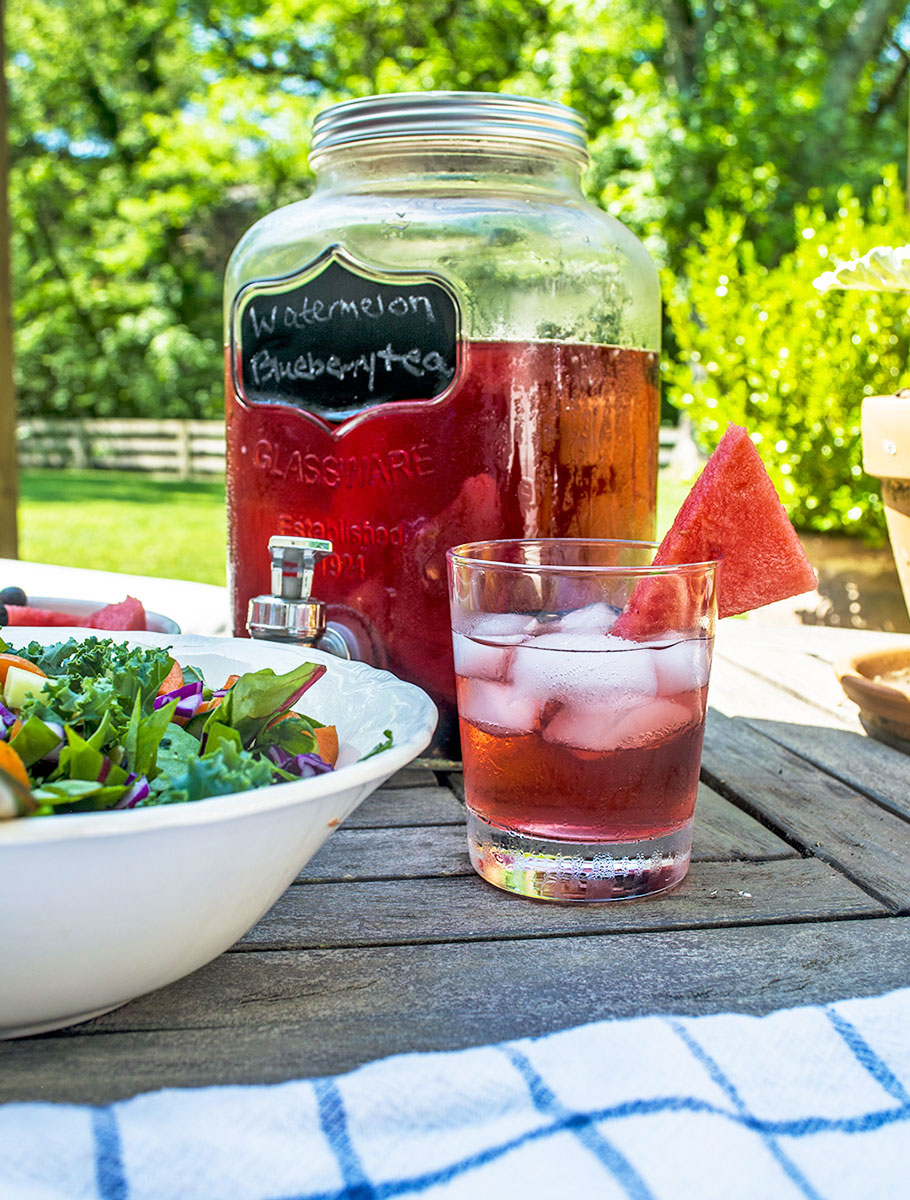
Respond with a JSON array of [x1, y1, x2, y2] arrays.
[[0, 636, 362, 820]]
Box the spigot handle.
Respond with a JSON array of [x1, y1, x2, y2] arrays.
[[267, 536, 333, 601]]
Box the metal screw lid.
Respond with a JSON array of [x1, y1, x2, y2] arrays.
[[309, 91, 588, 167]]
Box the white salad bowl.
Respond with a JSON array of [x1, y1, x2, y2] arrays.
[[0, 630, 437, 1039]]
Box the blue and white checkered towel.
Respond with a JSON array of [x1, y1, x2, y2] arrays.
[[2, 988, 909, 1200]]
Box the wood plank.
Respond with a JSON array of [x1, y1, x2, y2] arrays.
[[692, 784, 799, 859], [713, 631, 868, 732], [721, 620, 910, 668], [19, 418, 222, 437], [298, 824, 472, 881], [701, 707, 910, 911], [244, 858, 880, 950], [442, 770, 467, 802], [344, 784, 464, 828], [382, 766, 441, 789], [302, 786, 796, 883], [3, 916, 908, 1104], [715, 622, 909, 722], [709, 653, 910, 824]]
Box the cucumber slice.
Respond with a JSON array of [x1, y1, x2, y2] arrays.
[[3, 666, 50, 709]]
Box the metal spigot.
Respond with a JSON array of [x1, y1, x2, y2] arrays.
[[247, 536, 352, 658]]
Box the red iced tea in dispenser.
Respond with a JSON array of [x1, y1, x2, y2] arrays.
[[225, 93, 660, 759]]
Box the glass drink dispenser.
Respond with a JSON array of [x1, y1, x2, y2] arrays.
[[224, 92, 660, 760]]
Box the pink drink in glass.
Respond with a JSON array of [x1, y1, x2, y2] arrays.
[[447, 541, 717, 901]]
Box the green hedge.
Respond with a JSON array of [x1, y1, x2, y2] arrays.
[[664, 166, 910, 543]]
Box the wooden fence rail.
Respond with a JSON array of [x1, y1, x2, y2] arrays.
[[16, 419, 226, 478], [15, 417, 699, 478]]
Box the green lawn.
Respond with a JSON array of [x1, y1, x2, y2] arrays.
[[657, 466, 693, 539], [16, 467, 691, 584], [17, 471, 228, 585]]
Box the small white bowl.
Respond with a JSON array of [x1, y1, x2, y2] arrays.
[[16, 596, 181, 634], [0, 630, 437, 1038]]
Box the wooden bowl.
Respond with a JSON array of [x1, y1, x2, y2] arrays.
[[835, 643, 910, 750]]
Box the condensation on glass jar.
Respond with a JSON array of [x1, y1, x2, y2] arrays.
[[224, 91, 661, 761]]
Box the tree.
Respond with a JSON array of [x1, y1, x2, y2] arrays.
[[6, 0, 561, 420], [563, 0, 910, 266], [6, 0, 910, 429], [1, 0, 18, 556], [664, 169, 910, 540]]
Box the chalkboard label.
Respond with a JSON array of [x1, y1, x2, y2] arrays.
[[231, 246, 461, 422]]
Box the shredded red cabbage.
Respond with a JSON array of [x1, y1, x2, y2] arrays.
[[154, 681, 203, 707], [154, 680, 205, 720], [42, 721, 65, 764], [113, 775, 150, 809], [265, 745, 333, 778]]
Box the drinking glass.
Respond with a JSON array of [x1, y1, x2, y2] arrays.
[[446, 539, 718, 901]]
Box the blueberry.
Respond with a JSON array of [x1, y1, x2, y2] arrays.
[[0, 587, 26, 606], [0, 602, 7, 626]]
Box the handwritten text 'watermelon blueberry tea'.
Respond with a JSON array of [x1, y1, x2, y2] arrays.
[[447, 540, 718, 901]]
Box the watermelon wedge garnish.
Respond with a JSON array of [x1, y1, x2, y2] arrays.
[[614, 424, 817, 638]]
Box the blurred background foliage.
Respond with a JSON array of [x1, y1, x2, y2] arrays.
[[666, 166, 910, 540], [8, 0, 910, 539]]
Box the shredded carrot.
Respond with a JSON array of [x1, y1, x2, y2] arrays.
[[264, 712, 338, 764], [314, 725, 339, 767], [157, 660, 184, 696], [0, 741, 31, 790]]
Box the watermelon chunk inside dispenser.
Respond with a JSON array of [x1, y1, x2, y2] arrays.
[[224, 91, 661, 761]]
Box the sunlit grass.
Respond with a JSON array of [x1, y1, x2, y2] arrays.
[[656, 465, 693, 539], [17, 471, 227, 585]]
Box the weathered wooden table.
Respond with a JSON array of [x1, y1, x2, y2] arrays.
[[4, 620, 910, 1105]]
